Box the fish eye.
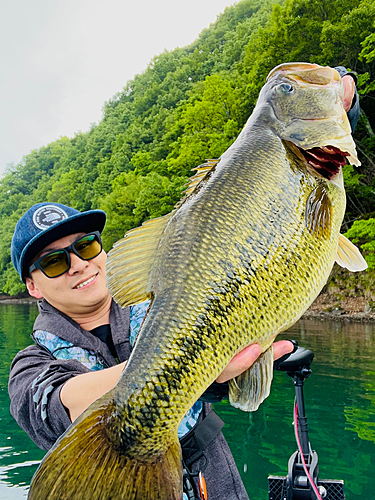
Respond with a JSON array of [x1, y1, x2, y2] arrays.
[[276, 83, 295, 95]]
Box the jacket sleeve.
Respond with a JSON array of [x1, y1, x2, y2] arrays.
[[199, 381, 229, 403], [8, 344, 91, 451]]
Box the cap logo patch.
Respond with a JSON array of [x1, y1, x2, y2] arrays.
[[32, 205, 69, 230]]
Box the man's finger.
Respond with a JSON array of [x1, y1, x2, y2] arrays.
[[227, 340, 293, 367], [216, 340, 294, 384], [273, 340, 294, 360], [216, 344, 262, 383], [342, 75, 355, 113]]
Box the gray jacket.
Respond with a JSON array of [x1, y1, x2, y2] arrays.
[[8, 299, 249, 500], [8, 299, 131, 450]]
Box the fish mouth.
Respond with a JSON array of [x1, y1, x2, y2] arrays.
[[284, 140, 350, 186], [298, 145, 349, 181]]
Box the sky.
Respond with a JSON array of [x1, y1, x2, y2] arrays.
[[0, 0, 235, 176]]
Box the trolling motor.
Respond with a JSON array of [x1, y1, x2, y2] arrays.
[[268, 344, 345, 500]]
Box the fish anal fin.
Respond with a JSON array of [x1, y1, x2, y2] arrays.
[[229, 346, 274, 412], [175, 159, 220, 208], [106, 212, 173, 307], [305, 184, 333, 239], [336, 233, 368, 272], [29, 405, 183, 500]]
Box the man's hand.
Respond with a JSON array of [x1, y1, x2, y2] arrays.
[[216, 340, 294, 384]]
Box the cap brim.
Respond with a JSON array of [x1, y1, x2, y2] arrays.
[[20, 210, 106, 281]]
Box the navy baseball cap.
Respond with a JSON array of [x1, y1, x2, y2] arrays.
[[11, 203, 106, 282]]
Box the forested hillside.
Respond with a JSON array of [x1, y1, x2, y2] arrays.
[[1, 0, 374, 295]]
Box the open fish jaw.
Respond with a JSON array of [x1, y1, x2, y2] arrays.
[[288, 125, 359, 167], [318, 135, 359, 167]]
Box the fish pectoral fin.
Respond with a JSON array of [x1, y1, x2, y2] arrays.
[[106, 212, 174, 307], [305, 184, 333, 239], [228, 345, 274, 412], [29, 403, 183, 500], [175, 158, 220, 208], [336, 233, 368, 272]]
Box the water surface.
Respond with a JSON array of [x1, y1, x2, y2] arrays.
[[0, 304, 43, 500], [0, 304, 374, 499], [217, 319, 375, 499]]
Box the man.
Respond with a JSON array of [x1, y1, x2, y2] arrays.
[[8, 69, 358, 499], [9, 202, 293, 500]]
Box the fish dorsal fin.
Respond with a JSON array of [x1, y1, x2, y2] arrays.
[[305, 184, 332, 239], [336, 234, 368, 272], [175, 159, 220, 208], [106, 212, 174, 307]]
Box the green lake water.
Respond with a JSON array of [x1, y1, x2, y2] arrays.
[[0, 303, 374, 499]]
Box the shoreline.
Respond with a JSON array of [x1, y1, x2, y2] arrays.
[[302, 292, 375, 322], [302, 309, 375, 322], [0, 297, 37, 305], [0, 294, 374, 323]]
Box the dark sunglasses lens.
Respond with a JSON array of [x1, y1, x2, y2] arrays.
[[74, 234, 101, 260], [39, 251, 69, 278]]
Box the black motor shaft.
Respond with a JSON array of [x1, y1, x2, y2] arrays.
[[268, 343, 345, 500]]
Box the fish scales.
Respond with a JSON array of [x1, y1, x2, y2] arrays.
[[28, 63, 365, 500], [106, 141, 344, 454]]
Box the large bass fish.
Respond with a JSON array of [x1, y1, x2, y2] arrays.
[[28, 63, 366, 500]]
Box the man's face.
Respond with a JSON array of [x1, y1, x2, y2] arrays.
[[25, 232, 110, 316]]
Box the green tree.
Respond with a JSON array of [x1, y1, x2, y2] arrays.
[[345, 218, 375, 268], [167, 74, 245, 174], [1, 0, 375, 293]]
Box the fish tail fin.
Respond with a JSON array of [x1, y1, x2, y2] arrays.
[[28, 405, 183, 500], [229, 345, 274, 411]]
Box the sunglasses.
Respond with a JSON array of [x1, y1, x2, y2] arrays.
[[28, 232, 103, 279]]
